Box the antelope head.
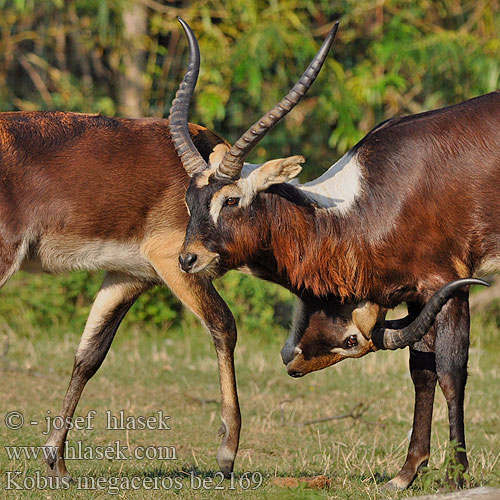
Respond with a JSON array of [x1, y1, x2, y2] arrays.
[[169, 18, 338, 277], [281, 278, 488, 377]]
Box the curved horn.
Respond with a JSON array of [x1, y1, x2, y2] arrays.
[[371, 278, 489, 351], [215, 21, 340, 181], [169, 17, 208, 176]]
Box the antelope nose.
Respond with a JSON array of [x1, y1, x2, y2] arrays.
[[179, 253, 197, 272], [287, 368, 304, 378]]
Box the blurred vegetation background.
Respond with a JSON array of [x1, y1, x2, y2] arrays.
[[0, 0, 498, 340]]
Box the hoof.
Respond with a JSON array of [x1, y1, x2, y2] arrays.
[[44, 446, 59, 470], [45, 459, 72, 483], [216, 446, 235, 479], [218, 462, 233, 479], [45, 464, 73, 488], [384, 477, 408, 491]]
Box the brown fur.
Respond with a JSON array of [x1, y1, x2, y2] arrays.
[[219, 195, 372, 299], [0, 111, 242, 480], [211, 92, 500, 308], [181, 90, 500, 490], [267, 201, 370, 298]]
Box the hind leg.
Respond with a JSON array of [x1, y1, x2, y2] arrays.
[[44, 272, 149, 478], [387, 348, 437, 490], [146, 251, 240, 477]]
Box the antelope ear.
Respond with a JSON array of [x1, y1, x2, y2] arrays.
[[352, 301, 381, 340], [251, 155, 305, 192], [208, 143, 231, 168]]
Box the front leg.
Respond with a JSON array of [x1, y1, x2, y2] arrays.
[[434, 289, 470, 487], [387, 348, 437, 490], [166, 272, 240, 477], [145, 246, 241, 477]]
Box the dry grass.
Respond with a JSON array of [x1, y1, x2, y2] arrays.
[[0, 314, 499, 499]]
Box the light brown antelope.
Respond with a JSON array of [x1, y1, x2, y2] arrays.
[[0, 110, 238, 478], [0, 18, 342, 481], [0, 16, 248, 477], [173, 20, 500, 489]]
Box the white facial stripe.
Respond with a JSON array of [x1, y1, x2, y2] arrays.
[[209, 185, 242, 224], [208, 158, 303, 223], [209, 166, 262, 223], [329, 324, 368, 357], [209, 193, 226, 224], [298, 151, 363, 214]]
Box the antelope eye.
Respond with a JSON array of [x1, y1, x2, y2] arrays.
[[345, 335, 358, 348], [223, 197, 240, 207]]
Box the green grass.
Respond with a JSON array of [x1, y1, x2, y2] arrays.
[[0, 309, 499, 499]]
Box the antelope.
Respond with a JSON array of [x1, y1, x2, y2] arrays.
[[172, 19, 500, 489], [0, 18, 346, 482], [281, 278, 488, 376], [0, 111, 238, 479], [0, 19, 246, 478]]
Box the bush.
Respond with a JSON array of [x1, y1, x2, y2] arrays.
[[0, 270, 294, 339]]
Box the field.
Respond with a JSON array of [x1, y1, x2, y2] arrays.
[[0, 276, 499, 499]]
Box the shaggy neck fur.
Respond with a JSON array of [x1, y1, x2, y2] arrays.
[[226, 187, 373, 300]]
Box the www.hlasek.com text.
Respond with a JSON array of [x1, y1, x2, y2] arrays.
[[5, 440, 177, 461]]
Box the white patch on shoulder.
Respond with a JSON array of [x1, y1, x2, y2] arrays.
[[298, 151, 363, 214]]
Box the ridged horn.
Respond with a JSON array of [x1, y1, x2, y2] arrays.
[[169, 17, 208, 177], [371, 278, 489, 350], [215, 21, 340, 181]]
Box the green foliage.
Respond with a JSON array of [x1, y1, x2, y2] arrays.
[[0, 271, 102, 335], [214, 272, 294, 334], [417, 440, 472, 492], [0, 270, 293, 339], [471, 305, 500, 349], [0, 0, 498, 176]]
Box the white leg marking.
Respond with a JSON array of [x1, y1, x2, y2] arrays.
[[76, 273, 139, 357]]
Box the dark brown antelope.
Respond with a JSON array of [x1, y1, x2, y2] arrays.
[[281, 278, 488, 377], [172, 20, 500, 489]]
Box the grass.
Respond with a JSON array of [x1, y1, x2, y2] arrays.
[[0, 303, 499, 499]]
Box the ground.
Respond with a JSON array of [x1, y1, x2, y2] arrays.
[[0, 297, 498, 499]]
